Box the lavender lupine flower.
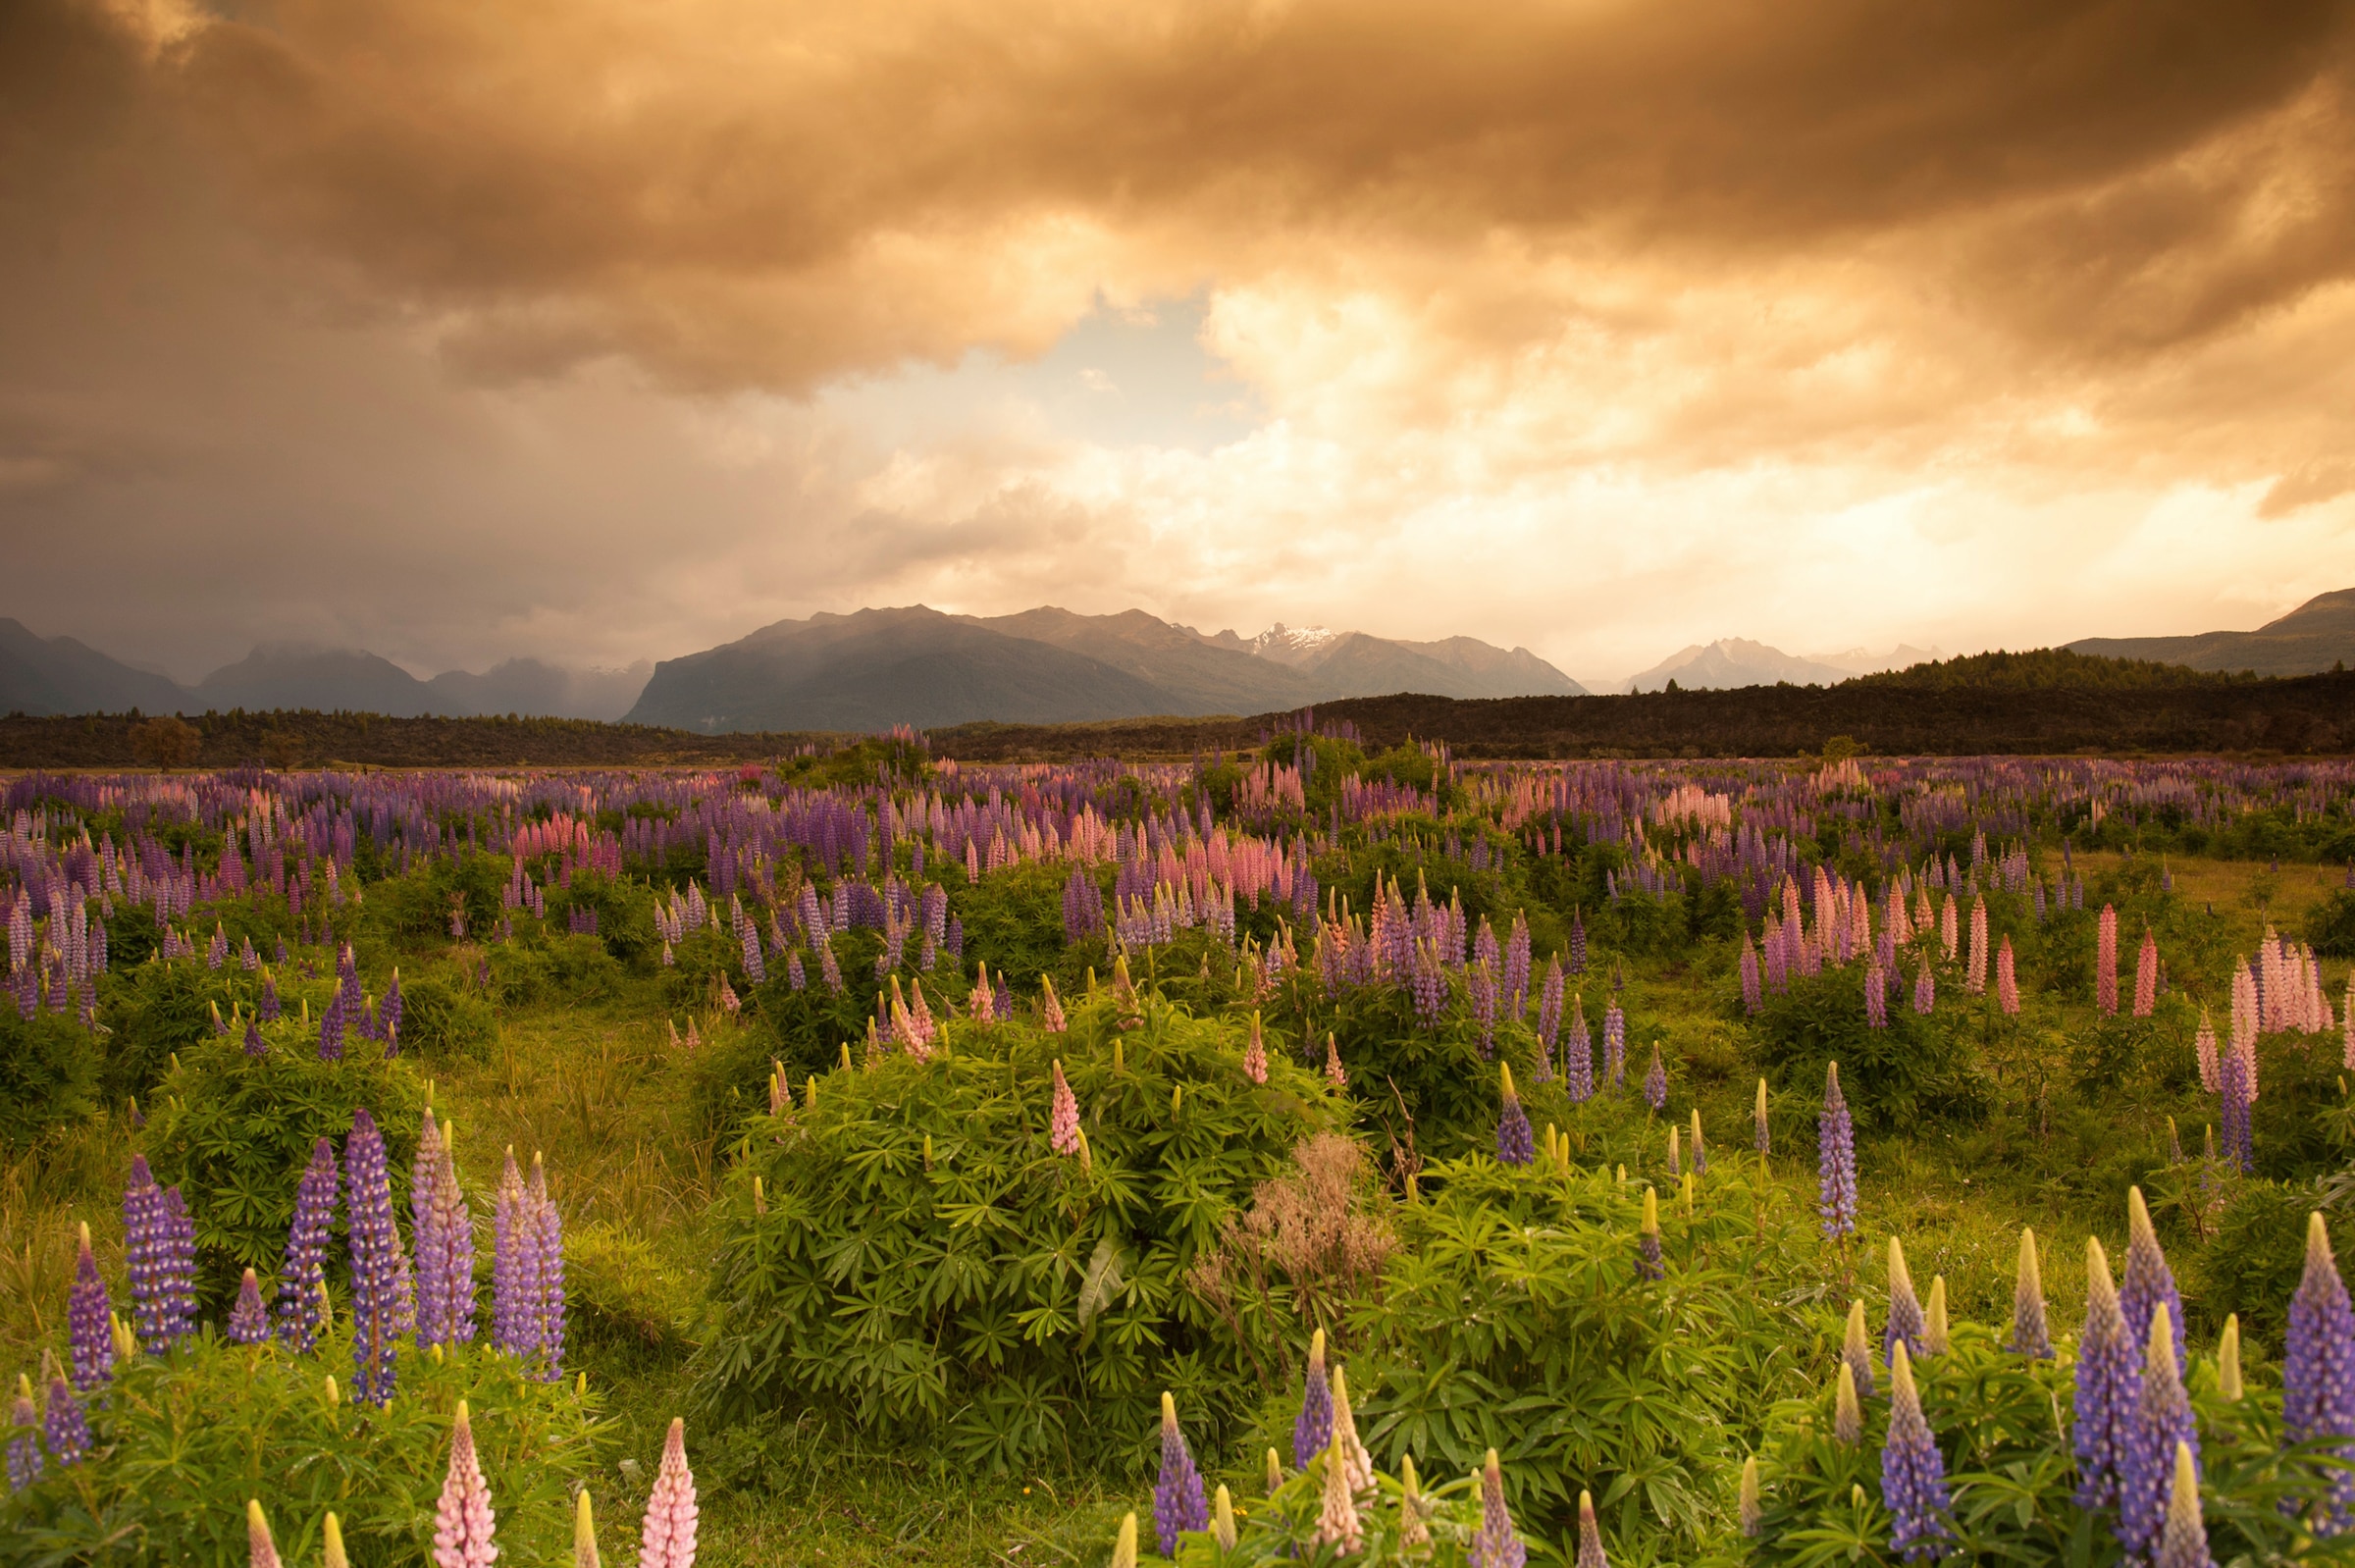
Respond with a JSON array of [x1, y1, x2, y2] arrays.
[[124, 1155, 169, 1352], [276, 1136, 340, 1352], [1048, 1061, 1082, 1157], [2220, 1042, 2254, 1175], [228, 1268, 270, 1344], [529, 1154, 564, 1379], [1690, 1109, 1706, 1175], [1819, 1062, 1857, 1240], [1911, 960, 1934, 1016], [420, 1132, 478, 1349], [1881, 1343, 1953, 1563], [1754, 1078, 1770, 1156], [7, 1382, 42, 1491], [1636, 1186, 1663, 1281], [1643, 1044, 1666, 1111], [640, 1417, 698, 1568], [1740, 935, 1762, 1016], [244, 1017, 267, 1058], [1471, 1448, 1526, 1568], [1603, 1003, 1625, 1088], [43, 1376, 88, 1467], [1154, 1391, 1209, 1556], [2154, 1442, 2214, 1568], [413, 1112, 448, 1345], [1842, 1298, 1876, 1400], [68, 1223, 112, 1389], [318, 991, 344, 1061], [2122, 1187, 2186, 1379], [1565, 995, 1595, 1103], [494, 1150, 529, 1358], [2123, 1311, 2199, 1562], [2285, 1213, 2355, 1534], [1538, 956, 1564, 1066], [2074, 1237, 2138, 1512], [346, 1108, 404, 1407], [154, 1186, 198, 1349], [1576, 1490, 1607, 1568], [1885, 1237, 1926, 1364], [2012, 1228, 2051, 1357], [433, 1400, 497, 1568], [1292, 1329, 1333, 1470], [1496, 1063, 1534, 1167], [1569, 909, 1587, 975]]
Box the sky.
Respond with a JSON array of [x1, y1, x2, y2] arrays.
[[3, 0, 2353, 690]]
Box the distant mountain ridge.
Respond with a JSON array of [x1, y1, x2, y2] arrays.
[[625, 605, 1585, 733], [2067, 590, 2355, 677]]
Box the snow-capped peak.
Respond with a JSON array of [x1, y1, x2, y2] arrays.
[[1249, 622, 1340, 660]]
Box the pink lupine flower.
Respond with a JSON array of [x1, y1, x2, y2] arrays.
[[2096, 905, 2119, 1017], [1996, 936, 2018, 1016], [2134, 929, 2159, 1018], [1049, 1061, 1081, 1157], [432, 1401, 497, 1568], [1324, 1034, 1347, 1091], [1242, 1013, 1268, 1084], [640, 1418, 699, 1568], [1041, 977, 1067, 1033]]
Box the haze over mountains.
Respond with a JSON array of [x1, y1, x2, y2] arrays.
[[5, 590, 2352, 731]]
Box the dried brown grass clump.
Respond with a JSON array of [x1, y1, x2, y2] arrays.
[[1188, 1132, 1393, 1373]]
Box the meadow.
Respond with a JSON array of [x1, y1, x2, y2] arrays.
[[6, 731, 2355, 1566]]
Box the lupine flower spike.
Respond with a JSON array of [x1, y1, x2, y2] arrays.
[[1397, 1455, 1429, 1548], [1885, 1237, 1925, 1363], [2074, 1236, 2136, 1512], [1643, 1043, 1666, 1111], [2123, 1186, 2186, 1378], [1471, 1448, 1526, 1568], [1048, 1061, 1081, 1158], [1496, 1063, 1534, 1166], [1843, 1298, 1876, 1398], [44, 1375, 89, 1466], [1881, 1342, 1954, 1562], [2123, 1309, 2198, 1561], [229, 1268, 270, 1344], [1636, 1187, 1663, 1281], [1242, 1013, 1268, 1084], [1212, 1485, 1239, 1551], [7, 1377, 41, 1491], [248, 1500, 283, 1568], [1924, 1277, 1949, 1355], [2154, 1441, 2214, 1568], [68, 1222, 112, 1388], [1833, 1361, 1862, 1446], [574, 1492, 601, 1568], [433, 1400, 497, 1568], [1154, 1392, 1208, 1555], [1329, 1365, 1375, 1492], [2012, 1228, 2052, 1358], [1293, 1328, 1333, 1468], [1739, 1456, 1762, 1538], [2219, 1316, 2243, 1401], [2284, 1212, 2355, 1534], [1819, 1062, 1857, 1239], [325, 1513, 348, 1568], [1576, 1488, 1608, 1568], [641, 1417, 698, 1568], [1754, 1077, 1770, 1157], [1317, 1427, 1363, 1552]]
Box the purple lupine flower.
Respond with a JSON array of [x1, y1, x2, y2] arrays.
[[381, 969, 404, 1054], [1643, 1044, 1666, 1111], [228, 1267, 270, 1344], [7, 1385, 41, 1491], [420, 1130, 478, 1349], [786, 953, 806, 992], [2122, 1310, 2198, 1562], [2121, 1187, 2186, 1379], [494, 1149, 531, 1359], [1911, 960, 1934, 1016], [1740, 935, 1762, 1016], [1496, 1064, 1534, 1167], [68, 1224, 112, 1389], [155, 1186, 198, 1348], [434, 1400, 498, 1568], [1819, 1062, 1857, 1240], [1603, 1002, 1625, 1088], [1842, 1299, 1876, 1400], [2074, 1237, 2138, 1512], [43, 1376, 88, 1467], [318, 992, 345, 1062], [260, 974, 281, 1020], [1564, 995, 1595, 1103], [244, 1017, 267, 1057], [412, 1113, 447, 1347], [1471, 1448, 1526, 1568], [1537, 956, 1564, 1069], [2285, 1213, 2355, 1534], [1154, 1391, 1209, 1556], [1885, 1237, 1926, 1365], [2154, 1441, 2214, 1568], [1569, 909, 1587, 974], [276, 1136, 340, 1352], [1636, 1186, 1663, 1281], [531, 1153, 564, 1380], [1576, 1490, 1607, 1568], [346, 1107, 403, 1407], [1881, 1343, 1953, 1562], [124, 1155, 169, 1353], [2012, 1228, 2052, 1358], [640, 1417, 698, 1568], [1292, 1330, 1333, 1470], [2219, 1043, 2254, 1175]]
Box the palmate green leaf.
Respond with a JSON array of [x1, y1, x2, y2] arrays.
[[1078, 1235, 1125, 1327]]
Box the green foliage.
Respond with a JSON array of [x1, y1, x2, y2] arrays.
[[1, 1336, 605, 1567], [1162, 1457, 1500, 1565], [1351, 1154, 1817, 1554], [141, 1032, 426, 1302], [0, 1007, 100, 1151], [695, 991, 1343, 1475], [2191, 1177, 2320, 1344], [1845, 648, 2234, 691], [100, 958, 235, 1102], [393, 975, 497, 1060], [1749, 964, 1990, 1130], [2307, 888, 2355, 957], [487, 932, 627, 1007]]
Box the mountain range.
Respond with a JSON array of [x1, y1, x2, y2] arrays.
[[2066, 590, 2355, 677], [620, 606, 1584, 732], [1619, 639, 1944, 694]]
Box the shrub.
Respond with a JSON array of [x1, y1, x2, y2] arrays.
[[0, 1008, 100, 1150], [2307, 888, 2355, 957], [695, 990, 1343, 1475], [141, 1031, 426, 1303], [2, 1335, 604, 1567], [101, 958, 236, 1102], [1750, 964, 1990, 1130], [488, 932, 626, 1007], [393, 975, 497, 1059]]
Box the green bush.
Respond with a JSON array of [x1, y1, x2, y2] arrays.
[[142, 1031, 427, 1303], [0, 1007, 101, 1150], [2, 1335, 604, 1567], [101, 958, 237, 1102], [1751, 964, 1990, 1130], [695, 990, 1343, 1475], [488, 932, 626, 1007], [2307, 888, 2355, 958], [394, 975, 498, 1060], [2191, 1177, 2321, 1344]]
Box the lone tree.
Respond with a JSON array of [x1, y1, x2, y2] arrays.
[[134, 715, 200, 770]]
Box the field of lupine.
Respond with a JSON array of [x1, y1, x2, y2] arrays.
[[7, 725, 2355, 1566]]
